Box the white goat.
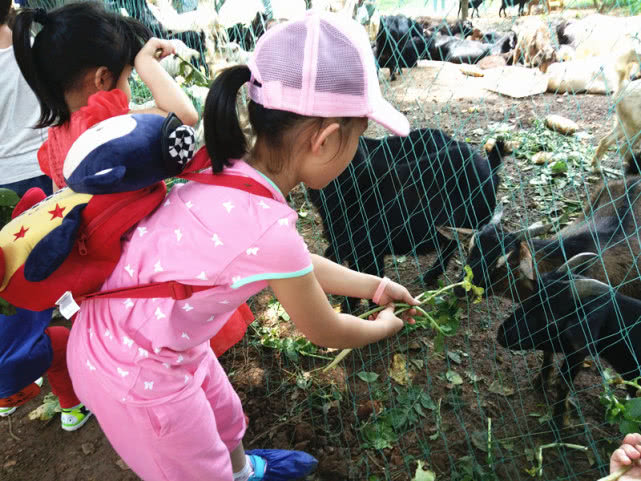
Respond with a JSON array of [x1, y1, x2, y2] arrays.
[[591, 46, 641, 169], [159, 39, 201, 78]]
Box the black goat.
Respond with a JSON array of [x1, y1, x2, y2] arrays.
[[111, 0, 208, 74], [499, 0, 527, 17], [308, 129, 505, 312], [459, 0, 484, 19], [498, 255, 641, 424], [375, 15, 428, 81], [227, 11, 268, 51]]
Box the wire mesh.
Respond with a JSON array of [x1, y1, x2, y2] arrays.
[[30, 0, 641, 478]]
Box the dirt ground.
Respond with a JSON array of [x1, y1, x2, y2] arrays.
[[1, 6, 634, 481]]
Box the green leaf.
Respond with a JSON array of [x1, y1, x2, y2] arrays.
[[624, 398, 641, 420], [357, 371, 380, 383], [0, 188, 19, 207], [362, 420, 397, 449], [447, 351, 462, 364], [619, 419, 641, 435], [420, 393, 437, 411], [446, 370, 463, 385], [412, 461, 436, 481], [550, 160, 568, 175]]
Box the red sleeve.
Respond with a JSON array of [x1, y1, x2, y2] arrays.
[[80, 89, 130, 129], [37, 141, 52, 179]]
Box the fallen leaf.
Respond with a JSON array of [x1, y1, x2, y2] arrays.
[[488, 380, 514, 396], [446, 370, 463, 386], [389, 353, 411, 386], [413, 460, 436, 481]]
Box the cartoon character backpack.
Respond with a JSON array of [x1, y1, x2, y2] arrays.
[[0, 113, 271, 354]]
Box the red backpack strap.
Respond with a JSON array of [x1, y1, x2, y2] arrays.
[[78, 152, 275, 303], [77, 281, 213, 302], [179, 147, 274, 200], [179, 172, 274, 199]]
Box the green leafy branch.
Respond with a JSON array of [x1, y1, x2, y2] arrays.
[[323, 266, 483, 372], [601, 374, 641, 435]]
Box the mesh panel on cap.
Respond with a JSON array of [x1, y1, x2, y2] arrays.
[[315, 20, 365, 96], [254, 23, 306, 89]]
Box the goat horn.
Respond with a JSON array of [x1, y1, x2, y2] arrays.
[[572, 278, 612, 298], [515, 221, 553, 241], [557, 252, 600, 274], [436, 226, 476, 241], [489, 204, 504, 225]]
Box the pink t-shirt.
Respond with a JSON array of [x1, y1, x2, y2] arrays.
[[71, 160, 312, 406]]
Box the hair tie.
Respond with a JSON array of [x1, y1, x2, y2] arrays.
[[33, 8, 49, 26]]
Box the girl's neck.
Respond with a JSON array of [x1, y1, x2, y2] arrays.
[[0, 25, 12, 49], [64, 89, 93, 114], [250, 161, 297, 198]]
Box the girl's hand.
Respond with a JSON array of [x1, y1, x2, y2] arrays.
[[370, 304, 404, 336], [611, 433, 641, 479], [136, 37, 176, 64], [375, 278, 420, 306]]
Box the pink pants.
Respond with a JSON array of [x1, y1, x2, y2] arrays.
[[68, 349, 246, 481]]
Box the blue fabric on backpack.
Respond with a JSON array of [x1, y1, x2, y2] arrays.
[[0, 308, 54, 398]]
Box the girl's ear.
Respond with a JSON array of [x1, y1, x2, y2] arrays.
[[94, 66, 115, 92], [310, 122, 340, 154]]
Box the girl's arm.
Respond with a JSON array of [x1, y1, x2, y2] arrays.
[[269, 272, 405, 349], [133, 38, 198, 126], [310, 254, 418, 306]]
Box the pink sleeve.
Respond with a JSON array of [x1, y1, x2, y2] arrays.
[[225, 213, 313, 289], [80, 89, 130, 129]]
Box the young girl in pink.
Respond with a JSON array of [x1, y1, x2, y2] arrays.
[[12, 1, 198, 190], [67, 11, 417, 481]]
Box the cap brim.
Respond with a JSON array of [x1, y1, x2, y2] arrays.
[[368, 98, 410, 137]]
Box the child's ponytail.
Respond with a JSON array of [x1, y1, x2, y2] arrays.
[[12, 9, 58, 128], [203, 66, 252, 173], [12, 3, 150, 128]]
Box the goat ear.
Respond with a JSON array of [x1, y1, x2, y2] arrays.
[[436, 226, 475, 242], [518, 242, 535, 281]]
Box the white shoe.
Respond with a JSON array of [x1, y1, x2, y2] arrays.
[[0, 406, 17, 417]]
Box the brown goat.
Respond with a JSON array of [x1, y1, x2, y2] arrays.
[[512, 18, 557, 72], [453, 177, 641, 302]]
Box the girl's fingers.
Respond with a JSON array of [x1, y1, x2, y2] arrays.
[[613, 447, 632, 465], [622, 443, 641, 460], [624, 433, 641, 446]]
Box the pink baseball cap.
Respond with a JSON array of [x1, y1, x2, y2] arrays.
[[247, 10, 410, 137]]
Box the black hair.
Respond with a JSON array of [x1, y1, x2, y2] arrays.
[[204, 65, 356, 174], [0, 0, 11, 26], [12, 1, 151, 128]]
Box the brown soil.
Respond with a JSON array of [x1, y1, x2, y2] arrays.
[[1, 7, 632, 481]]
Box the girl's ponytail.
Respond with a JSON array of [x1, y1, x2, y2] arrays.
[[203, 65, 251, 173], [12, 9, 57, 128]]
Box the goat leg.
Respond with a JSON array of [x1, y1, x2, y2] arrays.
[[592, 127, 623, 170], [552, 351, 585, 428], [535, 351, 555, 390], [422, 239, 458, 285]]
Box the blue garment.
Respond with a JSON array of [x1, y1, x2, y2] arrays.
[[0, 308, 54, 398], [0, 174, 53, 198]]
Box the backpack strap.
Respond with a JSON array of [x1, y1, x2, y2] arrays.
[[179, 172, 274, 199], [77, 281, 213, 302], [77, 172, 275, 302]]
